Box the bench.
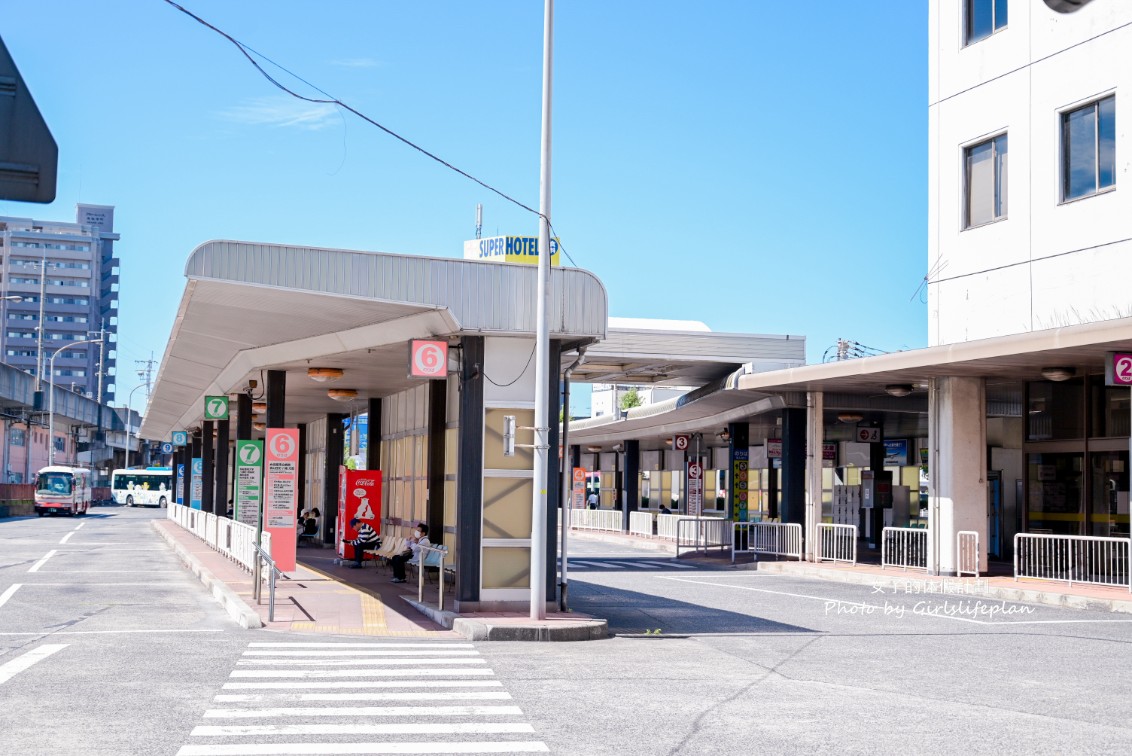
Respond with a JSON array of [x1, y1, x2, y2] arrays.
[[406, 544, 449, 584]]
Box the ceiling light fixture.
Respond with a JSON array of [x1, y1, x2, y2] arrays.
[[586, 445, 603, 453], [885, 384, 914, 398], [251, 401, 267, 415], [1041, 367, 1076, 382], [328, 388, 359, 402], [837, 412, 864, 424], [307, 367, 344, 383], [252, 421, 266, 431]]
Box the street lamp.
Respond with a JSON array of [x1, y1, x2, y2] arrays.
[[48, 337, 102, 466], [124, 383, 147, 469], [32, 254, 61, 391]]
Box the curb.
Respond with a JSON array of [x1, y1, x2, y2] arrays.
[[400, 596, 608, 642], [568, 529, 677, 555], [754, 561, 1132, 614], [151, 521, 263, 629]]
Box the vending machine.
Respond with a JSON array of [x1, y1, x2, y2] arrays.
[[336, 466, 383, 560]]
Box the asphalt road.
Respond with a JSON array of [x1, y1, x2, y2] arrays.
[[486, 532, 1132, 755], [4, 511, 1132, 755]]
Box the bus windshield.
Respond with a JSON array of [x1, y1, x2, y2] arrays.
[[37, 472, 74, 495]]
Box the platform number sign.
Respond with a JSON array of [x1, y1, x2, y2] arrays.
[[171, 430, 188, 446], [673, 434, 690, 452], [410, 339, 448, 378], [160, 442, 174, 455], [1106, 352, 1132, 387], [203, 395, 229, 420]]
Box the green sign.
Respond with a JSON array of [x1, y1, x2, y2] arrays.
[[235, 439, 263, 527], [204, 395, 229, 420]]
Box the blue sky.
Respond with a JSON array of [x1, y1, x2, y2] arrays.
[[1, 1, 929, 407]]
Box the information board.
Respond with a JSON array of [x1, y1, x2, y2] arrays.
[[235, 439, 263, 528], [263, 428, 299, 571]]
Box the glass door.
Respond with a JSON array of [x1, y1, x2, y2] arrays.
[[1026, 452, 1083, 535]]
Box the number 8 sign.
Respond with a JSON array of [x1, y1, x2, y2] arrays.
[[410, 339, 448, 378]]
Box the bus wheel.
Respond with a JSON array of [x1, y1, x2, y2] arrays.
[[159, 496, 168, 509], [126, 495, 134, 507]]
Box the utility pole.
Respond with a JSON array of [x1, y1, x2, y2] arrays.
[[136, 352, 156, 401], [92, 321, 108, 484]]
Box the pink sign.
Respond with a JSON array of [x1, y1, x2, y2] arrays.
[[1112, 352, 1132, 386], [410, 340, 448, 378], [264, 428, 299, 572]]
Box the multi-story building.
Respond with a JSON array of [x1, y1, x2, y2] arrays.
[[928, 0, 1129, 345], [0, 204, 119, 401]]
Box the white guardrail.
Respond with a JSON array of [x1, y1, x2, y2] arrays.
[[1014, 533, 1131, 592], [570, 509, 623, 533], [676, 517, 732, 557], [731, 522, 803, 563], [881, 527, 928, 571], [956, 530, 980, 577], [167, 503, 269, 573], [628, 511, 653, 538], [816, 524, 857, 564]]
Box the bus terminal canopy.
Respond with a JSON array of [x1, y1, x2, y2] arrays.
[[140, 240, 609, 440]]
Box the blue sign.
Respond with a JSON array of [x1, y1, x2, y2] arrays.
[[160, 442, 174, 454], [884, 439, 909, 466], [190, 458, 203, 510], [176, 464, 185, 506], [172, 430, 188, 446]]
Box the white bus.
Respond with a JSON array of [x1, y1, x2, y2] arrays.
[[34, 466, 93, 517], [110, 467, 173, 508]]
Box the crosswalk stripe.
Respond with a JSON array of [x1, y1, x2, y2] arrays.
[[222, 680, 504, 690], [243, 649, 479, 657], [177, 741, 549, 755], [214, 692, 513, 702], [237, 658, 487, 667], [568, 561, 603, 568], [204, 705, 523, 718], [191, 723, 535, 736], [641, 561, 694, 569], [230, 669, 494, 679], [247, 642, 474, 649]]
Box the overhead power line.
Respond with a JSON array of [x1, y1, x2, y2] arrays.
[[161, 0, 579, 267]]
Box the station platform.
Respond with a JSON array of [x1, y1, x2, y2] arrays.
[[154, 519, 606, 641]]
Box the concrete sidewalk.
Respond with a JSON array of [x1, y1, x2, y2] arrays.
[[155, 519, 606, 640]]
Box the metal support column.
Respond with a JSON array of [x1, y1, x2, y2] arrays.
[[214, 415, 230, 516], [201, 420, 215, 514]]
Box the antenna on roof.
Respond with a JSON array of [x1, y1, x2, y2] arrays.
[[475, 203, 483, 240]]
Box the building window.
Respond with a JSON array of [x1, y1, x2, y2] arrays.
[[1062, 95, 1116, 202], [53, 437, 65, 453], [965, 134, 1008, 228], [966, 0, 1007, 45], [10, 428, 25, 447]]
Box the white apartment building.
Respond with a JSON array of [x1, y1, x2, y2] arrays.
[[0, 204, 119, 400], [928, 0, 1129, 345]]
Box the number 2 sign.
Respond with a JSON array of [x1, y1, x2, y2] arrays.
[[1106, 352, 1132, 387]]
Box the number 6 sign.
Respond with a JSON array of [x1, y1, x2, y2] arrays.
[[410, 339, 448, 378]]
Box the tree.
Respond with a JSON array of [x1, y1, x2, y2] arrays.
[[619, 386, 643, 411]]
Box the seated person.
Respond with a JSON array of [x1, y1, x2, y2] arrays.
[[342, 518, 380, 568], [659, 503, 672, 515], [297, 510, 319, 546], [391, 523, 430, 584]]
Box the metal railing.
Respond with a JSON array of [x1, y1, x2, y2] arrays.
[[676, 517, 732, 558], [816, 524, 857, 565], [881, 527, 928, 571], [570, 509, 623, 533], [255, 544, 281, 621], [167, 503, 268, 573], [956, 531, 980, 577], [413, 543, 450, 611], [1014, 533, 1131, 592], [656, 513, 682, 540], [732, 522, 803, 563], [628, 511, 654, 538]]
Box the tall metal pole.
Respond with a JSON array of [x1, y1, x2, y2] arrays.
[[530, 0, 554, 621]]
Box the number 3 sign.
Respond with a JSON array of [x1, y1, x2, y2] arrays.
[[410, 340, 448, 378]]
